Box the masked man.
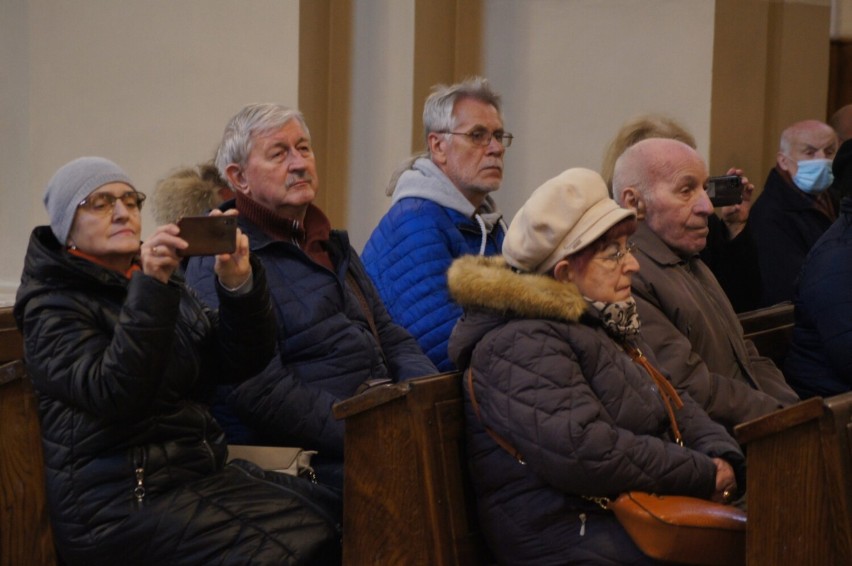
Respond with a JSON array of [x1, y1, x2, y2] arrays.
[[750, 120, 839, 306]]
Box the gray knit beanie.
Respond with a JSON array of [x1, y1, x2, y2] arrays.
[[44, 157, 135, 245]]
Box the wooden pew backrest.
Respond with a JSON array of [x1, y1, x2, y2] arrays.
[[735, 392, 852, 565], [0, 306, 58, 566], [738, 301, 794, 368], [333, 371, 490, 566]]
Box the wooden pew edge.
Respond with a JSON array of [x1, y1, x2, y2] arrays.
[[734, 397, 824, 446], [332, 371, 461, 420]]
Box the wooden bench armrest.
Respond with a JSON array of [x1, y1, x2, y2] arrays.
[[333, 372, 462, 420], [737, 301, 794, 334], [332, 381, 411, 420], [734, 397, 823, 446], [0, 359, 26, 386]]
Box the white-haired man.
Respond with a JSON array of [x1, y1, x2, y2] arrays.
[[184, 103, 437, 493], [613, 137, 799, 430]]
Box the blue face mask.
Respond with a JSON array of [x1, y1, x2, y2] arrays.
[[792, 158, 834, 194]]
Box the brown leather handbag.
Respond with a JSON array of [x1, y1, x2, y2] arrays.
[[603, 491, 746, 566]]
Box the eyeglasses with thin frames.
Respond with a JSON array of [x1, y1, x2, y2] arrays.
[[595, 242, 636, 270], [77, 191, 147, 215], [441, 128, 514, 148]]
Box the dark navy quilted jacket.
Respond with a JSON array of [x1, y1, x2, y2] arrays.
[[185, 206, 437, 487]]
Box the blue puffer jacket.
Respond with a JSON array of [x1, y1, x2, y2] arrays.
[[447, 256, 744, 566], [785, 197, 852, 398], [184, 203, 437, 489], [362, 157, 506, 371]]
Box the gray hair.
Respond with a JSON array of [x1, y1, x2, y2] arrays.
[[215, 103, 310, 189], [422, 76, 503, 150]]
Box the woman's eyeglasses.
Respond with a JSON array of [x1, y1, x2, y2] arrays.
[[77, 191, 147, 215], [595, 242, 636, 269]]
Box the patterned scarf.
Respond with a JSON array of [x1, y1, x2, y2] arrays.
[[586, 296, 641, 341]]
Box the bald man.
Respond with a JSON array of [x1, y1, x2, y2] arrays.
[[613, 138, 799, 430], [750, 120, 839, 307]]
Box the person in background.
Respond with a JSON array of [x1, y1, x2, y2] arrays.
[[829, 103, 852, 143], [362, 76, 509, 371], [600, 114, 760, 313], [150, 160, 234, 225], [750, 119, 839, 306], [448, 168, 743, 565], [14, 157, 340, 565], [785, 138, 852, 399], [613, 138, 799, 430], [184, 103, 437, 494]]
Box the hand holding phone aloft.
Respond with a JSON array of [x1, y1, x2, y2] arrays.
[[176, 216, 237, 257], [706, 175, 743, 207]]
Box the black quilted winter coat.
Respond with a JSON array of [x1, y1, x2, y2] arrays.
[[447, 256, 744, 566], [14, 226, 340, 565]]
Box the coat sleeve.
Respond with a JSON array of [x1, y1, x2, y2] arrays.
[[362, 204, 463, 371], [670, 389, 747, 491], [699, 216, 761, 313], [350, 251, 439, 380], [226, 353, 346, 457], [473, 323, 717, 499], [22, 274, 181, 420], [632, 292, 785, 429], [197, 256, 277, 384]]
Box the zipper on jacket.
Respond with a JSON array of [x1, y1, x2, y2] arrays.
[[194, 404, 217, 468], [133, 447, 147, 506], [578, 512, 587, 536]]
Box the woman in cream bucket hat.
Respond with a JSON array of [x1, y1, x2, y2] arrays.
[[446, 168, 744, 565]]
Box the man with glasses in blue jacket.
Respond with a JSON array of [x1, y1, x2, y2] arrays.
[[362, 76, 511, 371]]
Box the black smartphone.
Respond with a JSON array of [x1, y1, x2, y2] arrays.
[[706, 175, 743, 207], [177, 216, 237, 257]]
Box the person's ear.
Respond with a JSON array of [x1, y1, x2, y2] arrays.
[[225, 164, 249, 195], [621, 187, 646, 220], [553, 259, 574, 283], [776, 151, 792, 173], [428, 132, 449, 165]]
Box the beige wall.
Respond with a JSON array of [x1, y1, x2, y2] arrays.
[[1, 0, 300, 305], [1, 0, 835, 305], [835, 0, 852, 37], [476, 0, 716, 224]]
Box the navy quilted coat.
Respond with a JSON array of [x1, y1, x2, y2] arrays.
[[786, 196, 852, 398], [184, 205, 437, 488]]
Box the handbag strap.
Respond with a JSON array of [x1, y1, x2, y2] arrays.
[[346, 270, 382, 347], [345, 270, 391, 370], [466, 368, 526, 464], [622, 343, 684, 446]]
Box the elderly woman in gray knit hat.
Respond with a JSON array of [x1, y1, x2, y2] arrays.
[[13, 157, 340, 565], [446, 167, 744, 565]]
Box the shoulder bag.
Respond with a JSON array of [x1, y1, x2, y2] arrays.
[[465, 364, 746, 566]]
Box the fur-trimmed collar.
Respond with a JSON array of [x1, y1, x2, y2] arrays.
[[447, 255, 588, 323]]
